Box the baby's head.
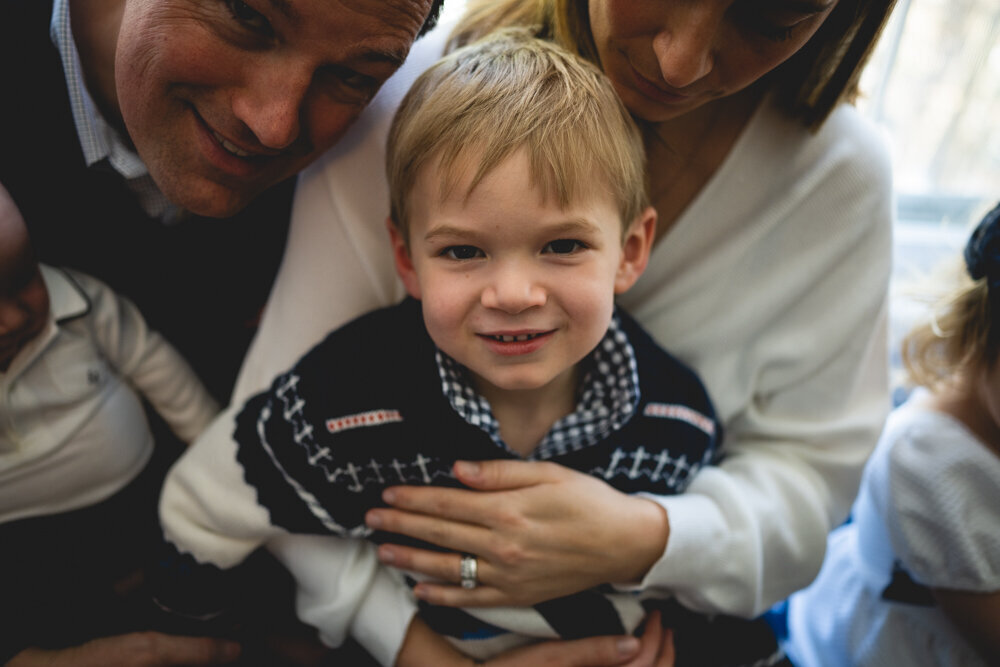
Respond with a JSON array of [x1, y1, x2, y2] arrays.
[[384, 29, 655, 396], [0, 183, 50, 371]]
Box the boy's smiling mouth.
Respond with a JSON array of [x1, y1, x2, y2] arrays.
[[478, 329, 555, 343], [485, 332, 547, 343]]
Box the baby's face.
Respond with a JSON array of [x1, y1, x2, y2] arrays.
[[391, 149, 652, 402], [0, 190, 50, 371]]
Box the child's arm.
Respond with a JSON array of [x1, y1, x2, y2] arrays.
[[932, 588, 1000, 663], [77, 269, 220, 442], [160, 403, 282, 568]]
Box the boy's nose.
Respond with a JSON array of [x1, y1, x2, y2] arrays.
[[481, 268, 547, 314]]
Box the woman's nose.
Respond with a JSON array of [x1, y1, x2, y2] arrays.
[[651, 7, 718, 88]]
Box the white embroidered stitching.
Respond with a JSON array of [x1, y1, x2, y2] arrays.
[[592, 446, 706, 488]]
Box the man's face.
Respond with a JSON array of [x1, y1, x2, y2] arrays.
[[115, 0, 433, 217]]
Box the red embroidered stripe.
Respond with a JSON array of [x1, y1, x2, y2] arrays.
[[326, 409, 403, 434], [643, 403, 715, 436]]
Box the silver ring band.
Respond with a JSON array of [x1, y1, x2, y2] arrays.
[[460, 554, 478, 589]]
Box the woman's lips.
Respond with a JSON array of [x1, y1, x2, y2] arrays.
[[629, 64, 696, 104]]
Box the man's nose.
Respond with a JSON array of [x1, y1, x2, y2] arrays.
[[651, 6, 718, 88], [232, 59, 312, 151]]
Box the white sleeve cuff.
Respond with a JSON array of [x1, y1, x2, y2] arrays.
[[349, 566, 419, 666]]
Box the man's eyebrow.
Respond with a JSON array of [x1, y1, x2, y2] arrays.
[[354, 46, 407, 68]]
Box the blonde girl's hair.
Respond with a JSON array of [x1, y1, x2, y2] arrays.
[[901, 261, 994, 390], [386, 27, 648, 241], [449, 0, 898, 130]]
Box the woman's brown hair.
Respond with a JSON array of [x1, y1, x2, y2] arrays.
[[450, 0, 898, 130]]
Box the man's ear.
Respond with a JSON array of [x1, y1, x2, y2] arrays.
[[615, 206, 657, 294], [387, 218, 421, 299]]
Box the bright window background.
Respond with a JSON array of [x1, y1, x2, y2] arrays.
[[856, 0, 1000, 400]]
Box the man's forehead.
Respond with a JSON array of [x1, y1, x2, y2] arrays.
[[286, 0, 434, 60]]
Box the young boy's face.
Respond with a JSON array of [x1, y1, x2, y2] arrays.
[[0, 189, 50, 371], [390, 149, 654, 397]]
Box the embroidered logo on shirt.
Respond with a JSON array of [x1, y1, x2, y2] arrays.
[[326, 409, 403, 435], [643, 403, 715, 436]]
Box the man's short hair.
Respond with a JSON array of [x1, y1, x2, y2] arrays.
[[386, 28, 648, 242]]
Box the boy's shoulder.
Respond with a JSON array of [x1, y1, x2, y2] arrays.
[[615, 307, 714, 413], [266, 297, 437, 414]]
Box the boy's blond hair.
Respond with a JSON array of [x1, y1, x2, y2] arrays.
[[386, 28, 647, 243]]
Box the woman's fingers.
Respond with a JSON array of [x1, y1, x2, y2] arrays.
[[488, 634, 643, 666], [366, 505, 493, 555], [452, 459, 564, 490], [376, 484, 498, 526], [621, 611, 676, 667]]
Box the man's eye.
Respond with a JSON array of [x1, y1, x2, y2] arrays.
[[441, 246, 484, 260], [317, 66, 380, 103], [543, 239, 587, 254], [225, 0, 273, 35]]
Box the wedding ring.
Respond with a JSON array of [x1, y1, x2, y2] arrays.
[[459, 554, 478, 589]]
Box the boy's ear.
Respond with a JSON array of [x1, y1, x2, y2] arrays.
[[387, 218, 422, 300], [615, 206, 657, 294]]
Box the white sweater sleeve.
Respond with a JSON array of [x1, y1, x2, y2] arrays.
[[619, 101, 894, 617], [162, 403, 419, 665], [74, 269, 219, 443]]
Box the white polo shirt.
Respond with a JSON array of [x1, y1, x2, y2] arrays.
[[0, 266, 218, 524]]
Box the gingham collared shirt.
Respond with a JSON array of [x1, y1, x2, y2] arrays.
[[49, 0, 176, 221], [436, 313, 640, 458]]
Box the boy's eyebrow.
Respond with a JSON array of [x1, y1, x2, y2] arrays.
[[423, 224, 476, 241], [423, 218, 603, 242]]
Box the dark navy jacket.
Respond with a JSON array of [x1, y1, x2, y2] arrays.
[[233, 298, 721, 641]]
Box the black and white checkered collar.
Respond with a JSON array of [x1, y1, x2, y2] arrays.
[[435, 312, 640, 459]]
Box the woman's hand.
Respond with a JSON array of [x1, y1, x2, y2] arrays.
[[8, 632, 241, 667], [488, 611, 675, 667], [366, 460, 669, 607]]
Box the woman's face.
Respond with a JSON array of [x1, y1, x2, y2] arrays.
[[588, 0, 841, 123]]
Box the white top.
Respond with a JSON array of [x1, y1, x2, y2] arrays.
[[193, 5, 893, 662], [786, 394, 1000, 666], [0, 266, 218, 524]]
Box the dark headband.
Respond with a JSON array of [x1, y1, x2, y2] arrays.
[[963, 200, 1000, 288]]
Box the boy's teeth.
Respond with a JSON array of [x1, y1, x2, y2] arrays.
[[493, 333, 539, 342], [212, 131, 253, 157]]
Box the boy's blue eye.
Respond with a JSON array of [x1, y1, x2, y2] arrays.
[[543, 239, 587, 254], [442, 245, 484, 260]]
